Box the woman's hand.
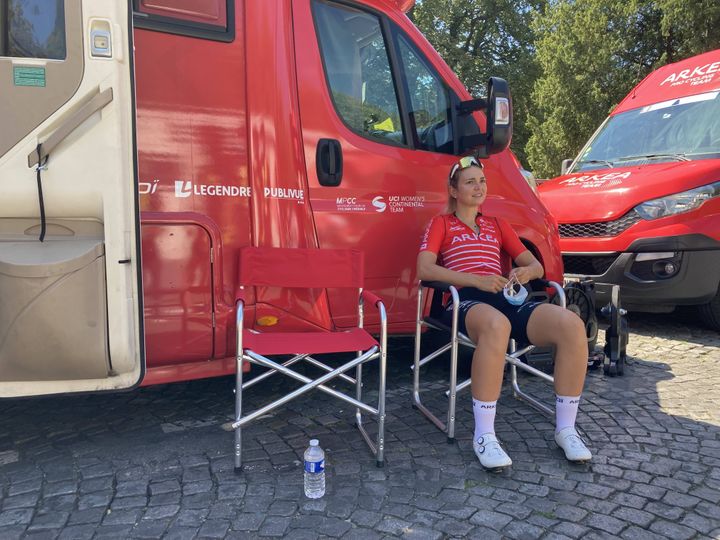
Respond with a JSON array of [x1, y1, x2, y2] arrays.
[[511, 251, 544, 284], [473, 274, 508, 293], [508, 266, 534, 285]]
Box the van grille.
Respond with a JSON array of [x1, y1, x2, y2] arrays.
[[559, 211, 641, 237], [563, 255, 618, 276]]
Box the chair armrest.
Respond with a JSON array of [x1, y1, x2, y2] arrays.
[[361, 290, 384, 309], [419, 280, 453, 292], [535, 279, 566, 308], [361, 290, 388, 351]]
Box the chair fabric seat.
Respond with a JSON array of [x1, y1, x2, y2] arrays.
[[243, 328, 378, 356]]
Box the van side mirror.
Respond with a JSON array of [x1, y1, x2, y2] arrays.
[[454, 77, 512, 157], [561, 158, 574, 175]]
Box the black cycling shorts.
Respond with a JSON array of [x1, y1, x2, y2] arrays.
[[441, 287, 543, 344]]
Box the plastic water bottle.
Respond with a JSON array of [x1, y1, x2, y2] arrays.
[[303, 439, 325, 498]]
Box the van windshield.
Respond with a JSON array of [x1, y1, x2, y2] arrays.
[[573, 90, 720, 172]]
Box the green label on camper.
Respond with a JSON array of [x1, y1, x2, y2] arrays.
[[13, 66, 46, 87]]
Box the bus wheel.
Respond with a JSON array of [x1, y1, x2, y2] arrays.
[[698, 284, 720, 331]]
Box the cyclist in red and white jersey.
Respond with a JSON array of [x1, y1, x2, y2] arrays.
[[417, 156, 592, 470]]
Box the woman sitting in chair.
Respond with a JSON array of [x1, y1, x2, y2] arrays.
[[416, 155, 592, 470]]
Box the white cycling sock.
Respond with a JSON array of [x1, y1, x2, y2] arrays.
[[472, 398, 497, 441], [555, 395, 581, 432]]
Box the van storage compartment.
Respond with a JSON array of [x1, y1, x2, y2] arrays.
[[0, 240, 110, 381]]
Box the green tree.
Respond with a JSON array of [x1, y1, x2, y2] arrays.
[[410, 0, 545, 165], [527, 0, 720, 178]]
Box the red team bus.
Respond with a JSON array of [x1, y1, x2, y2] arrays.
[[0, 0, 563, 398]]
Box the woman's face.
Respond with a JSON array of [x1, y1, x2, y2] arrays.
[[451, 166, 487, 208]]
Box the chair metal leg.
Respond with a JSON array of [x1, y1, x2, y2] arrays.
[[509, 339, 554, 417], [413, 287, 463, 442], [445, 287, 460, 442], [354, 302, 388, 466], [375, 304, 388, 466], [412, 289, 450, 434], [234, 301, 244, 473], [446, 331, 459, 442], [412, 289, 428, 417], [355, 357, 364, 435]]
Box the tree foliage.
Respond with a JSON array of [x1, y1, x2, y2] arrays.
[[410, 0, 720, 177], [527, 0, 720, 178]]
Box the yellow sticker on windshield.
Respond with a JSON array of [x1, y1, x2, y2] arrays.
[[373, 117, 394, 132]]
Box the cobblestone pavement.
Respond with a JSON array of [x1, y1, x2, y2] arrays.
[[0, 313, 718, 539]]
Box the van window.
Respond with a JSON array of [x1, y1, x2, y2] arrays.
[[575, 90, 720, 171], [313, 1, 405, 146], [1, 0, 66, 59], [132, 0, 233, 42], [397, 34, 453, 154], [135, 0, 227, 28]]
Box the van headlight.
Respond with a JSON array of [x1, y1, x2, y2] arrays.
[[634, 181, 720, 220]]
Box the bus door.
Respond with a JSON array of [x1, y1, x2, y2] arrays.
[[0, 0, 142, 397]]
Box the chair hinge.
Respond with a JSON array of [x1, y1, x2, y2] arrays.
[[212, 312, 216, 328]]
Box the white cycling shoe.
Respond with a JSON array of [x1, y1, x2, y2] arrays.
[[473, 433, 512, 471], [555, 426, 592, 462]]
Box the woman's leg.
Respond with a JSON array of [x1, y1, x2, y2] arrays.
[[526, 304, 592, 461], [464, 304, 514, 469], [464, 304, 511, 401], [526, 304, 587, 396]]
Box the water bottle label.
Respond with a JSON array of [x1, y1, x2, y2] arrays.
[[304, 459, 325, 473]]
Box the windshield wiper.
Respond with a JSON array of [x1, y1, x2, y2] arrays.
[[616, 153, 690, 163], [578, 159, 614, 168]]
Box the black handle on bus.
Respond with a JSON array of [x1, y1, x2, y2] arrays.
[[316, 138, 343, 186]]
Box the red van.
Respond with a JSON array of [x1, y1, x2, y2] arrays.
[[539, 49, 720, 329], [0, 0, 562, 398]]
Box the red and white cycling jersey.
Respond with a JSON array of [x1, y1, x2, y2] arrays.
[[419, 213, 527, 276]]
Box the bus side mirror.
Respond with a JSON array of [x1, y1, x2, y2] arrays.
[[454, 77, 513, 158], [561, 158, 574, 175]]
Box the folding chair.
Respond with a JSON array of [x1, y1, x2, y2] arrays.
[[412, 278, 566, 442], [232, 247, 387, 471]]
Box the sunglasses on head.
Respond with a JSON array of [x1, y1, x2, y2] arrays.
[[449, 156, 483, 182]]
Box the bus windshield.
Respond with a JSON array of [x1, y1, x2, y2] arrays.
[[573, 90, 720, 172]]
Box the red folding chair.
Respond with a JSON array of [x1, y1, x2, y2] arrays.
[[231, 247, 388, 471]]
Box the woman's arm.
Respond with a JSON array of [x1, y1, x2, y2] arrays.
[[509, 250, 544, 284], [417, 251, 508, 293]]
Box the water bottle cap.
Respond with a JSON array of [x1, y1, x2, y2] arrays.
[[309, 439, 319, 446]]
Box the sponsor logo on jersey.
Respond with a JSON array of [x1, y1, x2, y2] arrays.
[[450, 232, 499, 245]]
